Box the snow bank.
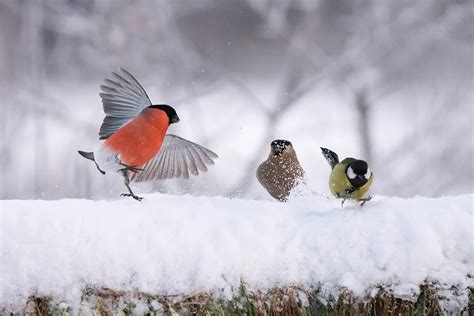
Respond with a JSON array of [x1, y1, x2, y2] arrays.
[[1, 194, 473, 311]]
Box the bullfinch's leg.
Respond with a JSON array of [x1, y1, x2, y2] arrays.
[[341, 198, 347, 208], [120, 170, 143, 201], [118, 162, 144, 173], [360, 196, 373, 206]]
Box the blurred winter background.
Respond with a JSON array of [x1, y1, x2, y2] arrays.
[[0, 0, 472, 200]]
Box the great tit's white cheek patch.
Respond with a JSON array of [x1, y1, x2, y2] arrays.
[[347, 167, 357, 179], [365, 168, 372, 179]]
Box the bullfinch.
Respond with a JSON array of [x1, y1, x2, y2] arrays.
[[78, 69, 218, 200]]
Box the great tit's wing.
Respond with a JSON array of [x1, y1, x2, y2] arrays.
[[131, 134, 218, 182], [99, 68, 152, 140], [320, 147, 339, 169]]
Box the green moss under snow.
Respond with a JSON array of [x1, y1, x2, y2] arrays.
[[10, 284, 473, 316]]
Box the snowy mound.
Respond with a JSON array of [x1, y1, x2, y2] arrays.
[[1, 194, 473, 311]]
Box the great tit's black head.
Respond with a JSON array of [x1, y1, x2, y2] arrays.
[[149, 104, 180, 124], [271, 139, 292, 155], [350, 160, 368, 175], [346, 160, 371, 188]]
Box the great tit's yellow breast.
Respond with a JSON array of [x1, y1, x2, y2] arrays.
[[328, 162, 373, 200], [353, 175, 373, 200], [328, 163, 352, 197]]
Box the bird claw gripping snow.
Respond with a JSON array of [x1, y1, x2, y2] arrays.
[[120, 193, 143, 201], [340, 195, 372, 208], [360, 196, 373, 206], [341, 199, 347, 208]]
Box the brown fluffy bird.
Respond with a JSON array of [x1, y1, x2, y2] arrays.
[[256, 140, 305, 201]]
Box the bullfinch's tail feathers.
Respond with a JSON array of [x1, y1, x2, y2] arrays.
[[321, 147, 339, 169], [78, 150, 95, 161], [78, 150, 106, 175]]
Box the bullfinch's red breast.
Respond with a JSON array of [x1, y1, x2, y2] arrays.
[[78, 69, 218, 200]]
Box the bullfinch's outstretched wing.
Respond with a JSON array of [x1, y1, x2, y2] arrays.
[[99, 68, 152, 140], [131, 134, 218, 182]]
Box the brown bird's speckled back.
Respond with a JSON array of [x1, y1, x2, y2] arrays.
[[256, 144, 305, 201]]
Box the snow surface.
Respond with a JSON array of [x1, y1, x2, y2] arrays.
[[0, 193, 473, 311]]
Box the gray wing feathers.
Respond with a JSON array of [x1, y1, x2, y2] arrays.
[[184, 147, 199, 175], [188, 146, 207, 171], [132, 134, 218, 182], [98, 68, 152, 140]]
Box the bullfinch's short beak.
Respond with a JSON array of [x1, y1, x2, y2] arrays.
[[171, 115, 180, 124]]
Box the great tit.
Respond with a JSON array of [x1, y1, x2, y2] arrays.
[[257, 140, 305, 201], [321, 147, 373, 206]]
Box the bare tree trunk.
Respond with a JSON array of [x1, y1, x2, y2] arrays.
[[355, 89, 372, 162], [26, 1, 47, 198]]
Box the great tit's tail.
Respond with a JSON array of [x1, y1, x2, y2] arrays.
[[320, 147, 339, 169], [78, 150, 106, 175]]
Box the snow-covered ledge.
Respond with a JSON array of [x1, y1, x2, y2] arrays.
[[1, 194, 472, 313]]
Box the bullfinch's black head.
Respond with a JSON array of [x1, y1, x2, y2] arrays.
[[346, 159, 372, 188], [271, 139, 292, 156], [150, 104, 180, 124]]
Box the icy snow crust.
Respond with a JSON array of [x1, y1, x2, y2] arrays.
[[1, 194, 473, 309]]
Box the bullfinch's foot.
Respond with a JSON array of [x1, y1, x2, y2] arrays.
[[119, 165, 144, 174], [360, 196, 373, 206], [121, 193, 143, 201]]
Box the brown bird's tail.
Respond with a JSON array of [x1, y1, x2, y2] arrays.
[[78, 150, 106, 175]]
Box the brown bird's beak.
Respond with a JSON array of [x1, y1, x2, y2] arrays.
[[271, 147, 284, 155], [271, 140, 291, 155]]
